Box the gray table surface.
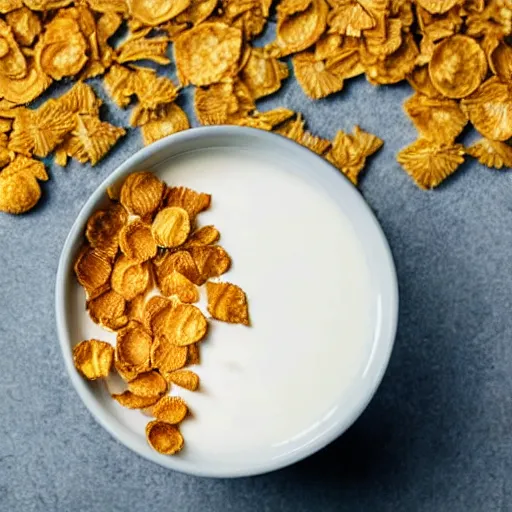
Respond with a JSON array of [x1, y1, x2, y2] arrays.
[[1, 22, 512, 512]]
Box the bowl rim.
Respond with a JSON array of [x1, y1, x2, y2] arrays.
[[55, 125, 399, 478]]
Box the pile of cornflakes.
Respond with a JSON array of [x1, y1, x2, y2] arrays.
[[73, 170, 250, 455], [0, 0, 511, 214]]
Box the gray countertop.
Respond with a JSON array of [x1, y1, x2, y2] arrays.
[[1, 40, 512, 511]]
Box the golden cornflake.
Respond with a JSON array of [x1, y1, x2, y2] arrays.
[[406, 65, 442, 99], [153, 250, 200, 288], [103, 64, 137, 108], [127, 370, 168, 397], [397, 138, 465, 189], [120, 171, 165, 218], [158, 303, 208, 346], [116, 34, 170, 65], [174, 22, 243, 86], [85, 203, 127, 257], [241, 47, 289, 99], [111, 255, 152, 301], [0, 155, 47, 214], [150, 335, 188, 373], [0, 59, 52, 105], [142, 295, 172, 332], [9, 100, 74, 157], [159, 271, 199, 303], [58, 115, 125, 166], [87, 289, 128, 331], [168, 369, 200, 391], [112, 391, 161, 409], [164, 186, 211, 221], [128, 0, 190, 26], [466, 139, 512, 170], [152, 206, 191, 248], [0, 19, 27, 79], [416, 0, 460, 14], [429, 35, 487, 99], [461, 77, 512, 142], [140, 103, 190, 146], [151, 396, 188, 424], [146, 420, 184, 455], [126, 292, 147, 323], [403, 93, 467, 145], [58, 82, 102, 116], [116, 320, 153, 371], [183, 225, 220, 248], [206, 281, 250, 325], [35, 15, 88, 80], [0, 0, 22, 13], [300, 131, 331, 155], [74, 246, 113, 297], [188, 245, 231, 285], [73, 339, 114, 380], [490, 42, 512, 82], [119, 219, 157, 262], [293, 51, 344, 99], [327, 0, 375, 36], [327, 125, 383, 184], [6, 7, 41, 47]]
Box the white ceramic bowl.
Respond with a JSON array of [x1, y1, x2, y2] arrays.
[[55, 126, 398, 478]]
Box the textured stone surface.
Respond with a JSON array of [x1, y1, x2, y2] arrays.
[[1, 25, 511, 512]]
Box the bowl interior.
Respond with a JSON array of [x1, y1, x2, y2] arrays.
[[56, 127, 398, 477]]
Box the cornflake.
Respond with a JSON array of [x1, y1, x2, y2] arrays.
[[168, 369, 200, 391], [111, 255, 152, 301], [159, 271, 199, 303], [188, 245, 231, 285], [120, 171, 165, 218], [466, 139, 512, 170], [151, 396, 188, 423], [146, 421, 184, 455], [127, 371, 168, 397], [207, 281, 250, 325], [73, 339, 113, 380], [113, 391, 161, 409], [87, 289, 128, 331], [140, 103, 190, 146], [152, 206, 191, 248], [119, 219, 157, 262]]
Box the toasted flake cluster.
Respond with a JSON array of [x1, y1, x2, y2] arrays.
[[73, 171, 250, 455]]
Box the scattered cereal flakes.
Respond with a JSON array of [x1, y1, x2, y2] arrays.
[[73, 339, 113, 380], [0, 0, 22, 13], [140, 103, 190, 145], [188, 245, 231, 285], [274, 0, 328, 56], [0, 155, 47, 214], [174, 22, 243, 86], [461, 77, 512, 142], [60, 115, 125, 166], [103, 64, 137, 108], [151, 335, 189, 373], [153, 250, 200, 288], [6, 7, 41, 47], [9, 100, 75, 157], [365, 33, 419, 85], [116, 35, 170, 65], [0, 19, 26, 79], [240, 47, 289, 99], [300, 131, 331, 155], [159, 270, 199, 303], [429, 35, 487, 99], [87, 289, 128, 331], [128, 370, 168, 397], [206, 281, 250, 325], [35, 15, 88, 80], [152, 206, 191, 248], [0, 59, 52, 104], [85, 203, 127, 257], [183, 225, 220, 248], [111, 255, 152, 301], [397, 138, 465, 189], [186, 343, 200, 365], [168, 369, 200, 391], [120, 171, 165, 217], [58, 82, 102, 116], [327, 0, 375, 36], [403, 93, 467, 144], [293, 51, 344, 99], [466, 139, 512, 170], [158, 303, 208, 346], [143, 295, 172, 332], [146, 420, 184, 455], [489, 41, 512, 82], [119, 219, 157, 262], [128, 0, 190, 26], [74, 246, 113, 296], [164, 186, 211, 220], [116, 320, 153, 371], [113, 391, 161, 409], [326, 126, 383, 184], [151, 396, 188, 423]]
